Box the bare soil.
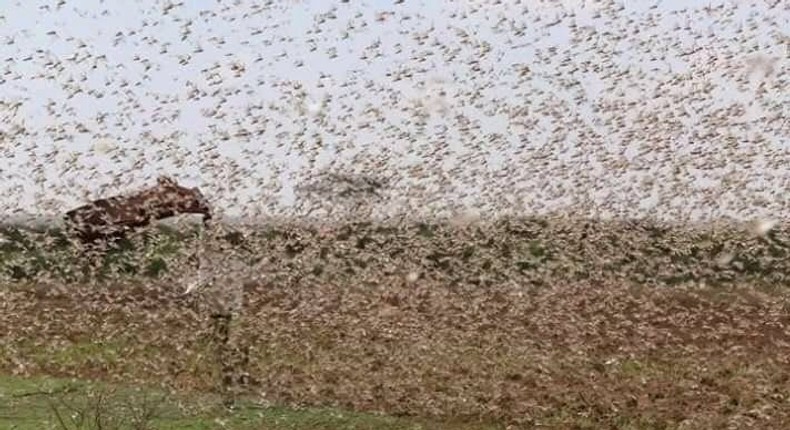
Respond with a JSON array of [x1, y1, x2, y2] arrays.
[[3, 277, 790, 429]]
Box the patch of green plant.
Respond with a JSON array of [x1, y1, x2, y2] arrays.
[[0, 375, 503, 430]]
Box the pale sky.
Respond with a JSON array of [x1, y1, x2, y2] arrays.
[[0, 0, 787, 224]]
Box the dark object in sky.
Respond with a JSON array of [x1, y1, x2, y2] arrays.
[[64, 176, 212, 244], [299, 172, 388, 200]]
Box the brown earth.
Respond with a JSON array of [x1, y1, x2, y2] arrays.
[[2, 218, 789, 428], [3, 276, 790, 429]]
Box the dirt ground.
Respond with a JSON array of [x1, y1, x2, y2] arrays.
[[3, 276, 790, 429]]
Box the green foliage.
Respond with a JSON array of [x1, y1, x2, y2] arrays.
[[144, 257, 168, 277], [0, 218, 788, 288], [0, 225, 194, 283]]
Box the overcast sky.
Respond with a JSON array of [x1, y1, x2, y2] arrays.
[[0, 0, 787, 224]]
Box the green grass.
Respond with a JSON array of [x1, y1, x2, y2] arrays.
[[28, 341, 124, 369], [0, 375, 502, 430]]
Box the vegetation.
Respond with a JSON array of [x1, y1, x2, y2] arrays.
[[2, 217, 789, 428], [2, 375, 496, 430], [1, 217, 787, 288]]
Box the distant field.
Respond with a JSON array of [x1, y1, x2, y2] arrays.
[[1, 217, 789, 428], [1, 216, 788, 287]]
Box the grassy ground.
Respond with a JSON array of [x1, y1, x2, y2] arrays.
[[3, 279, 790, 429], [1, 375, 500, 430], [2, 218, 789, 428]]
